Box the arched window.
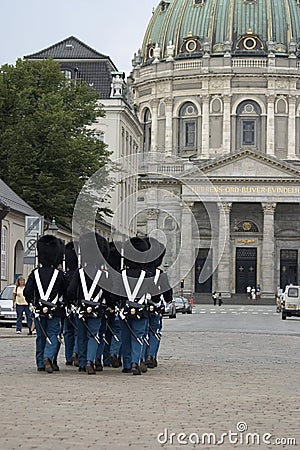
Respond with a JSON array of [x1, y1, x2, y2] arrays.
[[179, 102, 198, 154], [1, 226, 7, 280], [236, 101, 261, 150], [143, 108, 152, 152]]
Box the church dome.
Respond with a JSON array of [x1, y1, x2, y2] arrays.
[[141, 0, 300, 62]]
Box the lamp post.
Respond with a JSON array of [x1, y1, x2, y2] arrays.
[[48, 217, 58, 236]]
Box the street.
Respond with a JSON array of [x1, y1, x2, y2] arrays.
[[0, 306, 299, 449]]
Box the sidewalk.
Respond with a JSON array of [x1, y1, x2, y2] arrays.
[[0, 324, 299, 449]]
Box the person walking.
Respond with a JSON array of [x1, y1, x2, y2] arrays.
[[218, 292, 223, 306], [12, 276, 33, 335], [212, 291, 217, 306]]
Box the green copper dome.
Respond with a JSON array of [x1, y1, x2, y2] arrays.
[[141, 0, 300, 62]]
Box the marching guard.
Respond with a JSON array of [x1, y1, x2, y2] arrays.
[[23, 235, 67, 373], [67, 231, 110, 374], [114, 237, 156, 375], [142, 237, 173, 369]]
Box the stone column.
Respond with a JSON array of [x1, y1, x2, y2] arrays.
[[266, 95, 275, 156], [180, 202, 194, 294], [217, 202, 232, 297], [150, 99, 159, 151], [261, 203, 276, 297], [288, 96, 297, 159], [201, 94, 210, 158], [147, 209, 159, 235], [165, 97, 173, 155], [222, 95, 231, 153]]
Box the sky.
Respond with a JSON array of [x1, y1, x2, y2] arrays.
[[1, 0, 158, 75]]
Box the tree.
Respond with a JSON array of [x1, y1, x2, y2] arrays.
[[0, 58, 113, 225]]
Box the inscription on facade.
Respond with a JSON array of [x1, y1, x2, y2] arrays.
[[185, 185, 300, 195]]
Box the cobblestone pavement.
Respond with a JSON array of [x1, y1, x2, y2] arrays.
[[0, 309, 299, 450]]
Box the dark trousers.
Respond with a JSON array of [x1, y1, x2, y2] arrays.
[[16, 304, 32, 332]]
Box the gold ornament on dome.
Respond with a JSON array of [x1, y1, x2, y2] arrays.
[[242, 221, 252, 231]]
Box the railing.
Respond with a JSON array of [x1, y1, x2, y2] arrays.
[[174, 60, 203, 70], [232, 58, 268, 68]]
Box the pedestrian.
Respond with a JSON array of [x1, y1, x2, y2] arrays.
[[246, 285, 251, 299], [12, 276, 33, 335], [256, 284, 261, 300], [212, 291, 217, 306], [23, 235, 67, 373], [218, 292, 223, 306], [251, 287, 256, 304], [67, 231, 111, 374]]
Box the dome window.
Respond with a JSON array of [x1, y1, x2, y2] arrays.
[[160, 1, 170, 12], [243, 0, 257, 4], [181, 34, 202, 54], [236, 30, 264, 52], [146, 43, 155, 61], [193, 0, 207, 6]]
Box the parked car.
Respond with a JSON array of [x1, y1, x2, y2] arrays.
[[173, 297, 186, 313], [182, 297, 193, 314], [0, 284, 18, 327], [163, 299, 177, 319]]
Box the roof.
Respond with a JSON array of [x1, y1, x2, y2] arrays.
[[24, 36, 118, 98], [0, 179, 41, 217], [25, 36, 113, 62], [141, 0, 300, 61]]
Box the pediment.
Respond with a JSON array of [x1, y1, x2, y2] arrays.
[[187, 150, 300, 180]]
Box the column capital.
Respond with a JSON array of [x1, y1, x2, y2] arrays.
[[147, 208, 159, 220], [262, 202, 276, 214], [164, 96, 173, 107], [150, 99, 159, 109], [218, 202, 232, 213]]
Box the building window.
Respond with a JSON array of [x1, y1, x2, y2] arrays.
[[143, 109, 152, 152], [1, 226, 7, 280], [185, 122, 196, 146], [242, 120, 255, 145], [179, 102, 198, 154], [236, 100, 261, 150]]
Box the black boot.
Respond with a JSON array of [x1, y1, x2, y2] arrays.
[[131, 363, 142, 375], [86, 360, 96, 375], [52, 360, 59, 371], [43, 358, 53, 374], [146, 356, 156, 369], [109, 354, 120, 368], [139, 360, 148, 373], [95, 358, 103, 372]]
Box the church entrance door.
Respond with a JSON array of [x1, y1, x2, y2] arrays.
[[236, 247, 257, 294]]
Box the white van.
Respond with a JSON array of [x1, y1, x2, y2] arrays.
[[282, 285, 300, 320]]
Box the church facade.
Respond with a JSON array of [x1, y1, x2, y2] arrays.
[[130, 0, 300, 298]]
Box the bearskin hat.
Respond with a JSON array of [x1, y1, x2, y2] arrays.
[[123, 236, 150, 269], [107, 241, 122, 271], [79, 231, 110, 266], [144, 237, 166, 269], [55, 238, 65, 268], [65, 241, 79, 271], [37, 235, 62, 267]]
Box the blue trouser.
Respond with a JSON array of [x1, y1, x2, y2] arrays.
[[76, 315, 101, 367], [35, 316, 61, 369], [147, 314, 162, 359], [109, 316, 122, 357], [16, 304, 32, 332], [63, 314, 77, 363], [96, 317, 107, 363], [120, 317, 147, 369]]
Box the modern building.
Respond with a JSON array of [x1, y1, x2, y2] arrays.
[[25, 36, 143, 240], [131, 0, 300, 298]]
